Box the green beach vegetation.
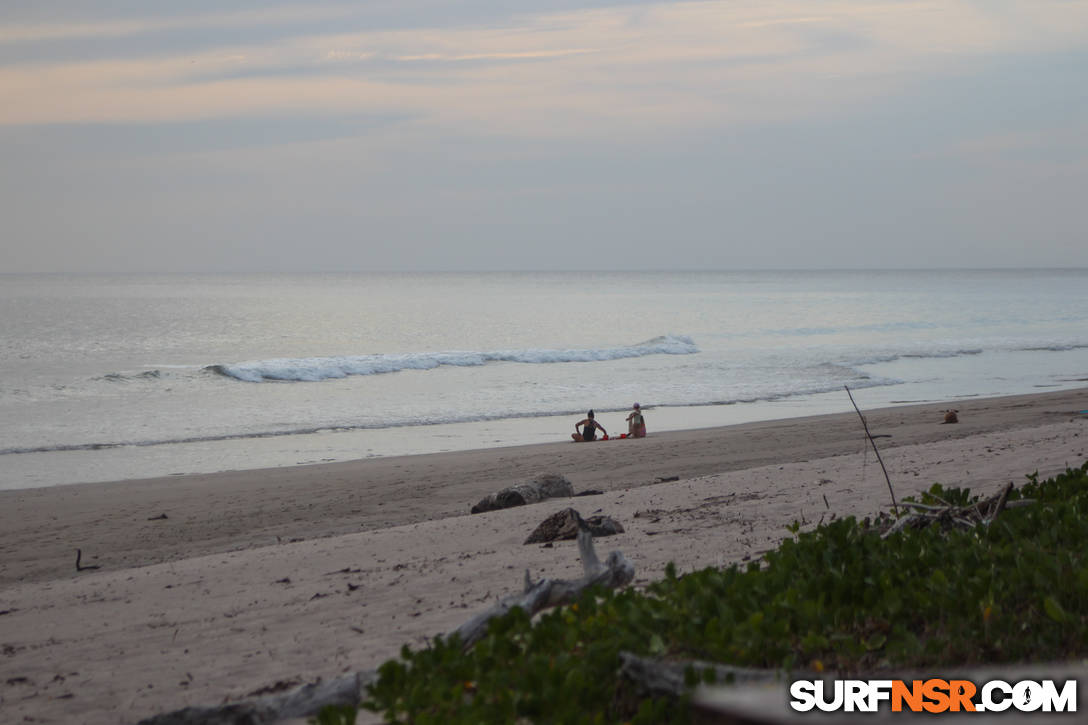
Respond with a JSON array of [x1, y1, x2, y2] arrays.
[[330, 462, 1088, 724]]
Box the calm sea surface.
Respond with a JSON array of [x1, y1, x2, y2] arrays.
[[2, 270, 1086, 490]]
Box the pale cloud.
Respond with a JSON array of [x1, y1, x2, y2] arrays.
[[0, 5, 357, 44], [392, 48, 598, 62], [2, 0, 1087, 136], [3, 0, 1088, 276]]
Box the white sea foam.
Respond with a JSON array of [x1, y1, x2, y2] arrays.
[[210, 334, 699, 383], [0, 371, 898, 457]]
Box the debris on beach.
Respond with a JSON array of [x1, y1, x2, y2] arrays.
[[74, 548, 100, 571], [524, 507, 624, 544], [877, 481, 1027, 539], [139, 527, 635, 725], [470, 473, 574, 513]]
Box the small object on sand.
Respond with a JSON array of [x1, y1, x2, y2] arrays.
[[471, 473, 574, 514], [943, 409, 959, 424], [524, 508, 624, 544], [655, 476, 680, 483], [147, 513, 168, 521], [75, 548, 100, 571], [457, 528, 634, 649]]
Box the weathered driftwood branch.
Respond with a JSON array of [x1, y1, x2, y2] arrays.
[[898, 498, 1038, 514], [845, 385, 899, 517], [881, 482, 1022, 539], [139, 526, 633, 724], [990, 481, 1013, 521], [453, 527, 635, 650], [136, 670, 378, 725], [470, 473, 574, 513], [899, 501, 948, 512], [618, 652, 787, 698], [880, 513, 918, 539]]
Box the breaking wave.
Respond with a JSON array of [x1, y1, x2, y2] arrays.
[[0, 373, 896, 458], [207, 335, 699, 383]]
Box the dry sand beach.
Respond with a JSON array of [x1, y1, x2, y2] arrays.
[[2, 388, 1087, 724]]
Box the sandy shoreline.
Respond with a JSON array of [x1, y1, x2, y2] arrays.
[[1, 389, 1086, 723]]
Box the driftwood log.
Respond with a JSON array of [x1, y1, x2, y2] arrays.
[[524, 507, 624, 544], [138, 527, 633, 724], [470, 473, 574, 513], [454, 526, 634, 649], [618, 652, 787, 698], [880, 482, 1025, 539], [136, 671, 377, 725]]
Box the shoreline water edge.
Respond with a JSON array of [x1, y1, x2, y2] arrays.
[[5, 368, 1088, 492], [4, 269, 1088, 492]]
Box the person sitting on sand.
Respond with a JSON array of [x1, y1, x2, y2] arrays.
[[572, 410, 607, 442], [626, 402, 646, 438]]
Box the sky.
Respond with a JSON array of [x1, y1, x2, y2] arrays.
[[2, 0, 1087, 273]]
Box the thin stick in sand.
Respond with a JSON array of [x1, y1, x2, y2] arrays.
[[845, 385, 899, 517]]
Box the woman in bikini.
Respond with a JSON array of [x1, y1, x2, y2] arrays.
[[572, 410, 607, 442]]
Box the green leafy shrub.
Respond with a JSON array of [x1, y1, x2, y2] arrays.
[[364, 462, 1088, 723], [310, 703, 358, 725]]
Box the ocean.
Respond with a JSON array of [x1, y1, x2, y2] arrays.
[[2, 269, 1086, 491]]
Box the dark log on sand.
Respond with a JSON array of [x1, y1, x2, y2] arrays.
[[470, 473, 575, 513], [454, 526, 634, 649], [524, 507, 624, 544], [136, 671, 376, 725]]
